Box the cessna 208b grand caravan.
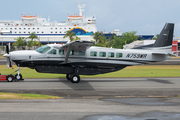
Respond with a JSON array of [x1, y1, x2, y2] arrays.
[[3, 23, 174, 83]]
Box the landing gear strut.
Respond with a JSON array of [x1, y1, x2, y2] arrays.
[[14, 66, 23, 80], [66, 67, 80, 83]]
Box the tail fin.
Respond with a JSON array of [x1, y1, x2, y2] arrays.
[[153, 23, 174, 47]]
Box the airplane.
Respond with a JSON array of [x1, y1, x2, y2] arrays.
[[3, 23, 174, 83]]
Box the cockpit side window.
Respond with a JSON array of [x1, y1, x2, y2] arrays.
[[70, 50, 74, 55], [59, 49, 64, 55], [48, 49, 57, 55], [35, 45, 51, 54]]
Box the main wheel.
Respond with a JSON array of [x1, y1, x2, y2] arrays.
[[6, 75, 14, 82], [70, 74, 80, 83], [15, 74, 22, 80], [66, 74, 71, 80]]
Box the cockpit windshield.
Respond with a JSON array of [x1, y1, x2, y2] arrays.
[[35, 45, 51, 54]]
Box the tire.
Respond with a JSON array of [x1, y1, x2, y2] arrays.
[[15, 74, 22, 80], [66, 74, 71, 80], [6, 75, 14, 82], [70, 74, 80, 83]]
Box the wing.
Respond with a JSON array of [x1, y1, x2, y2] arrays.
[[60, 40, 94, 64]]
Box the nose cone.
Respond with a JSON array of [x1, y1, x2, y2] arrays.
[[10, 50, 39, 60], [3, 53, 10, 58]]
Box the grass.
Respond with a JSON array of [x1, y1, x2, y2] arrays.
[[0, 92, 62, 100], [0, 65, 180, 78]]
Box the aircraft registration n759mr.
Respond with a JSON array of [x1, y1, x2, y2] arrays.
[[3, 23, 174, 83]]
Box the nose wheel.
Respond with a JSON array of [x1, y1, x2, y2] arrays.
[[14, 66, 23, 80], [15, 74, 22, 80]]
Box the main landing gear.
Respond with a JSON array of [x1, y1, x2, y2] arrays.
[[66, 67, 80, 83]]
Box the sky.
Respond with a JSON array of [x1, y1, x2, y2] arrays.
[[1, 0, 180, 37]]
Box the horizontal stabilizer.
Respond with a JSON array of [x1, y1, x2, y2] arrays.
[[152, 53, 167, 55]]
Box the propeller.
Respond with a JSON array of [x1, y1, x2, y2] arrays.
[[3, 43, 12, 69]]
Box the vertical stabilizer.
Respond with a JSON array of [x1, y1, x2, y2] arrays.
[[153, 23, 174, 47]]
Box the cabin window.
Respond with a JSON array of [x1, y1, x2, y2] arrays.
[[42, 32, 44, 33], [55, 28, 57, 29], [90, 51, 97, 56], [99, 52, 106, 57], [37, 28, 39, 29], [78, 51, 85, 56], [35, 45, 51, 54], [48, 49, 57, 55], [19, 28, 21, 30], [60, 32, 61, 33], [55, 32, 57, 33], [19, 32, 21, 33], [116, 53, 123, 58], [37, 32, 39, 33], [70, 50, 74, 55], [28, 28, 30, 30], [108, 52, 114, 57], [59, 49, 64, 55], [51, 28, 53, 29], [51, 32, 53, 33], [24, 32, 26, 33], [24, 28, 26, 30]]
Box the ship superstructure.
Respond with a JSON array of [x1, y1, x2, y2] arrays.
[[0, 4, 97, 36]]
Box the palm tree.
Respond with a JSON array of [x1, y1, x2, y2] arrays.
[[63, 31, 80, 42], [33, 40, 42, 47], [13, 37, 26, 50], [26, 40, 33, 50], [91, 31, 101, 45], [28, 32, 38, 41]]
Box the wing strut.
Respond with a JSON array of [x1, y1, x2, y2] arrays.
[[64, 44, 71, 64]]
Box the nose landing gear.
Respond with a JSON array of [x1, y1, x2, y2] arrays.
[[14, 67, 23, 80]]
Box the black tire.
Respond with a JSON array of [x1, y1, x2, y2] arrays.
[[15, 74, 22, 80], [66, 74, 71, 80], [70, 74, 80, 83], [6, 75, 14, 82]]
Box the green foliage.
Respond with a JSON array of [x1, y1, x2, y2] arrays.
[[92, 31, 137, 49], [26, 40, 33, 50], [28, 32, 38, 41], [152, 34, 159, 40], [91, 31, 102, 45], [63, 31, 80, 42], [12, 37, 26, 50], [112, 31, 138, 49], [33, 40, 42, 47]]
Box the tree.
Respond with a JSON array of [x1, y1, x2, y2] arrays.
[[152, 34, 159, 40], [112, 31, 138, 49], [26, 40, 33, 50], [28, 32, 38, 41], [33, 40, 42, 47], [12, 37, 26, 50], [63, 31, 80, 42], [91, 31, 101, 45], [97, 35, 107, 47]]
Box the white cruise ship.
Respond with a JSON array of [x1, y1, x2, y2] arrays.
[[0, 4, 97, 43]]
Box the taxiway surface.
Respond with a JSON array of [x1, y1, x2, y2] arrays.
[[0, 78, 180, 120]]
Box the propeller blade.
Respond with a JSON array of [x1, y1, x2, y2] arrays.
[[6, 44, 9, 54], [6, 58, 12, 69]]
